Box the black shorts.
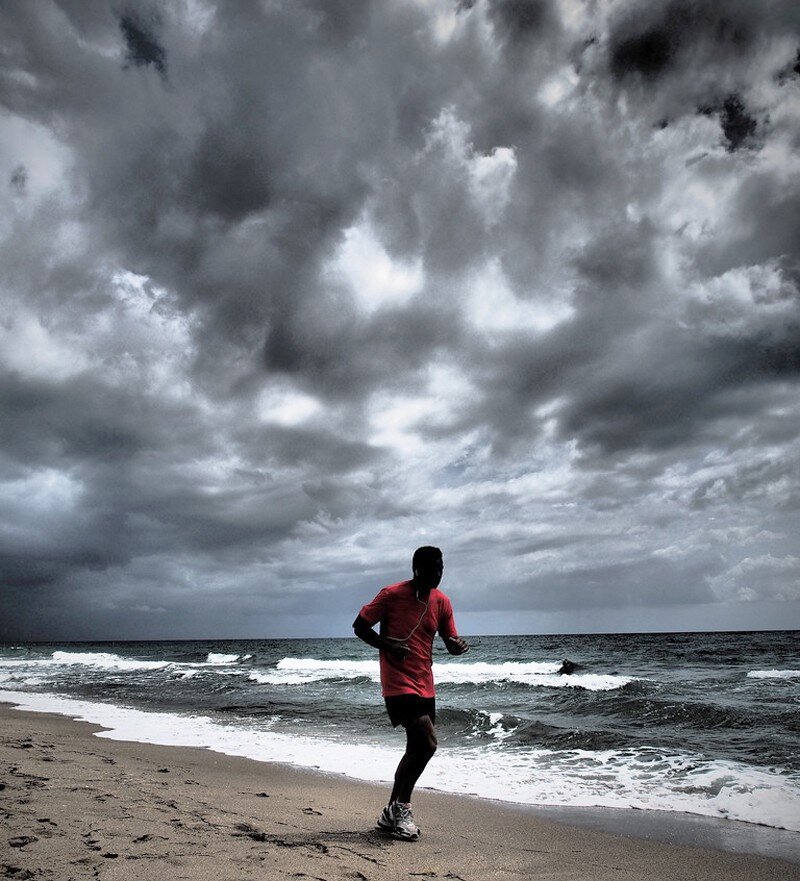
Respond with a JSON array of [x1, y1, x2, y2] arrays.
[[384, 694, 436, 728]]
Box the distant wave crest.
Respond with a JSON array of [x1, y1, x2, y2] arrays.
[[0, 650, 259, 682], [249, 659, 376, 685], [50, 651, 171, 671], [206, 652, 252, 665], [249, 658, 634, 691], [747, 669, 800, 680]]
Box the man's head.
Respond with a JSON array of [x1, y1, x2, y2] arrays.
[[412, 546, 443, 591]]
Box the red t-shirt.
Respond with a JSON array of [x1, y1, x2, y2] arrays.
[[359, 580, 459, 698]]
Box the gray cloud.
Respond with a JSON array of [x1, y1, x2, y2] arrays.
[[0, 0, 798, 639]]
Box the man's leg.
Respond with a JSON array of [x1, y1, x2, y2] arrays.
[[389, 714, 437, 805]]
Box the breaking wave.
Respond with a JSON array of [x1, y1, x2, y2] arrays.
[[249, 658, 634, 691], [747, 669, 800, 680], [50, 651, 170, 671], [206, 652, 252, 665]]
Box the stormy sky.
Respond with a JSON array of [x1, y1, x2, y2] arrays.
[[1, 0, 799, 640]]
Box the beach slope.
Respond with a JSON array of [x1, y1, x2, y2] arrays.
[[1, 703, 796, 881]]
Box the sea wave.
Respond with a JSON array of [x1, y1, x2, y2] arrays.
[[747, 669, 800, 680], [440, 709, 647, 752], [206, 652, 252, 665], [249, 659, 375, 685], [249, 657, 634, 691], [0, 651, 174, 672], [50, 651, 172, 671], [471, 710, 519, 741], [2, 689, 798, 832], [0, 672, 51, 688], [436, 706, 523, 740], [0, 651, 258, 677]]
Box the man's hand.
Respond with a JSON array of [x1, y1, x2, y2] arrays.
[[353, 615, 410, 662], [444, 636, 470, 656], [383, 637, 409, 661]]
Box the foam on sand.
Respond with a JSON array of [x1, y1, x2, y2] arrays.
[[3, 688, 798, 832]]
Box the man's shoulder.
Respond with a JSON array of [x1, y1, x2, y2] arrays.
[[435, 589, 455, 613], [383, 579, 411, 594]]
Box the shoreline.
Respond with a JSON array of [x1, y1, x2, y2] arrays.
[[2, 702, 798, 880]]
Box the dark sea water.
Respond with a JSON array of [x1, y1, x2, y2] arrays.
[[1, 631, 798, 833]]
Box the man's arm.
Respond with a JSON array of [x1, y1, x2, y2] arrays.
[[438, 596, 469, 655], [353, 615, 409, 660]]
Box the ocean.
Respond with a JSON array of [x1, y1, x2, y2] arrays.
[[1, 631, 798, 834]]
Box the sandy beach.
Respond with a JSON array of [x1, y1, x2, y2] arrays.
[[1, 703, 798, 881]]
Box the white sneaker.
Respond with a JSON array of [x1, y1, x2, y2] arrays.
[[377, 801, 420, 840], [377, 803, 395, 831]]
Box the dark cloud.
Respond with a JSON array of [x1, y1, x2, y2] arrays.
[[119, 13, 167, 76], [487, 0, 556, 42], [718, 94, 758, 151], [0, 0, 798, 638], [466, 557, 717, 612], [304, 0, 374, 45], [53, 0, 117, 40], [603, 0, 800, 133], [610, 26, 674, 81], [0, 371, 200, 467], [553, 307, 800, 457], [188, 124, 273, 221], [608, 0, 756, 83], [235, 423, 383, 473], [263, 300, 463, 399], [696, 176, 800, 274], [691, 454, 800, 512], [699, 94, 759, 152], [9, 163, 26, 194]]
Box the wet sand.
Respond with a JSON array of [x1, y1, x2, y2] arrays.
[[1, 702, 797, 881]]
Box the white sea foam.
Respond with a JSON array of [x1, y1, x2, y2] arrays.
[[476, 711, 518, 741], [0, 658, 48, 670], [250, 658, 633, 691], [0, 651, 255, 676], [50, 651, 171, 671], [0, 664, 57, 686], [0, 652, 171, 673], [0, 653, 630, 690], [2, 688, 798, 832], [206, 652, 251, 665], [249, 659, 377, 685], [747, 669, 800, 680]]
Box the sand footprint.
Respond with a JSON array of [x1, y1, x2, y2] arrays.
[[233, 822, 267, 842], [8, 835, 38, 849], [1, 866, 38, 880]]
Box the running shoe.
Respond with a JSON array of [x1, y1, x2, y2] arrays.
[[377, 803, 395, 832], [377, 801, 420, 840]]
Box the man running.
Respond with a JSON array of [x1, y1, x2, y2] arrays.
[[353, 546, 469, 840]]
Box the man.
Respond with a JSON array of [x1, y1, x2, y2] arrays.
[[353, 546, 469, 841]]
